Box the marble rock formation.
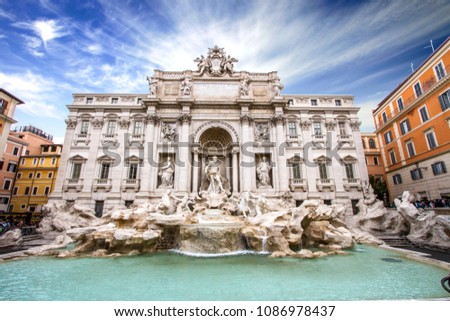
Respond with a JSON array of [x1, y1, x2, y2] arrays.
[[395, 191, 450, 251], [0, 229, 23, 249], [0, 190, 389, 260]]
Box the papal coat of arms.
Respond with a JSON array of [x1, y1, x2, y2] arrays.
[[194, 45, 238, 77]]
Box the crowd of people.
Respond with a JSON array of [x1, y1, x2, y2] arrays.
[[0, 219, 38, 236], [414, 198, 450, 209]]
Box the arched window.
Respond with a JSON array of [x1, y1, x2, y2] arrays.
[[369, 139, 376, 149]]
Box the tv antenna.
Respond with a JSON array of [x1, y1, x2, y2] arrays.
[[424, 39, 435, 53]]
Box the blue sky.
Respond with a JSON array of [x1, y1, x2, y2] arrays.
[[1, 0, 449, 142]]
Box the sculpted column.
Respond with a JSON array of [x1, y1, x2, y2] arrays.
[[240, 114, 253, 192], [141, 113, 159, 194], [177, 114, 192, 193], [192, 148, 200, 193], [272, 115, 289, 191], [232, 147, 239, 193]]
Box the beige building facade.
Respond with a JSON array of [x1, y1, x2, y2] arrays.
[[51, 47, 368, 216]]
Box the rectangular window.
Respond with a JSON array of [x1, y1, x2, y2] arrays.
[[0, 160, 3, 170], [13, 187, 18, 195], [393, 174, 402, 185], [292, 163, 301, 179], [425, 131, 437, 149], [12, 146, 19, 156], [438, 89, 450, 111], [44, 186, 50, 196], [52, 158, 56, 165], [100, 163, 110, 179], [431, 161, 447, 175], [382, 112, 388, 123], [24, 187, 30, 195], [0, 98, 7, 114], [133, 121, 143, 135], [51, 145, 57, 152], [21, 158, 25, 165], [86, 98, 93, 104], [397, 97, 404, 111], [374, 157, 379, 165], [111, 98, 118, 104], [33, 158, 37, 165], [80, 120, 90, 134], [17, 172, 22, 179], [389, 149, 396, 165], [345, 163, 354, 179], [435, 62, 446, 80], [32, 187, 38, 195], [71, 163, 82, 179], [128, 163, 138, 180], [7, 162, 17, 172], [3, 179, 11, 190], [288, 122, 297, 136], [40, 158, 45, 165], [406, 141, 416, 157], [311, 99, 317, 106], [28, 173, 33, 179], [106, 121, 116, 135], [414, 82, 422, 97], [36, 172, 41, 179], [419, 106, 429, 123], [48, 172, 53, 178], [338, 122, 346, 135], [335, 99, 342, 106], [399, 119, 411, 135], [137, 98, 142, 105], [95, 201, 104, 218], [410, 168, 423, 180], [313, 122, 322, 135], [319, 163, 328, 179], [384, 131, 392, 144]]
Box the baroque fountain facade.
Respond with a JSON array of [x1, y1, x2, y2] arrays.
[[1, 47, 449, 259]]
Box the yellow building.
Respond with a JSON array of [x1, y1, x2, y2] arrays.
[[10, 144, 62, 221]]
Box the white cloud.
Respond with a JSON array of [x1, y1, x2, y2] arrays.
[[85, 43, 103, 55], [0, 71, 65, 119], [14, 19, 68, 49]]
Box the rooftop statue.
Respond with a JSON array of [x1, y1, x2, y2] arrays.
[[194, 45, 238, 77]]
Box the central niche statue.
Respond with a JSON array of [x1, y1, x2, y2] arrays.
[[204, 156, 225, 193]]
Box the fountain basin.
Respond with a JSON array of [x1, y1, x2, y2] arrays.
[[0, 245, 449, 300]]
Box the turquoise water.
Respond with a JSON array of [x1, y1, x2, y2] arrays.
[[0, 245, 448, 300]]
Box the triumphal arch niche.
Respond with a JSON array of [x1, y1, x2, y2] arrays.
[[56, 45, 367, 214], [144, 45, 288, 197]]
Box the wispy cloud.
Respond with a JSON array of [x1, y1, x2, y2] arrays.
[[0, 71, 66, 119], [14, 19, 68, 50]]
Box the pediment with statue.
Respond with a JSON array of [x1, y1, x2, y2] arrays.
[[194, 45, 238, 77]]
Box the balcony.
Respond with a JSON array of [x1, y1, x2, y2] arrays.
[[289, 178, 307, 192], [343, 178, 362, 191], [101, 133, 118, 146], [93, 178, 112, 192], [73, 133, 90, 146], [337, 134, 353, 146], [286, 134, 301, 146], [316, 178, 335, 192], [63, 178, 84, 192], [122, 178, 140, 192], [128, 133, 145, 144]]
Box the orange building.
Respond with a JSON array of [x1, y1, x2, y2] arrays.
[[373, 36, 450, 202], [0, 134, 28, 212], [0, 89, 24, 159], [361, 133, 386, 181]]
